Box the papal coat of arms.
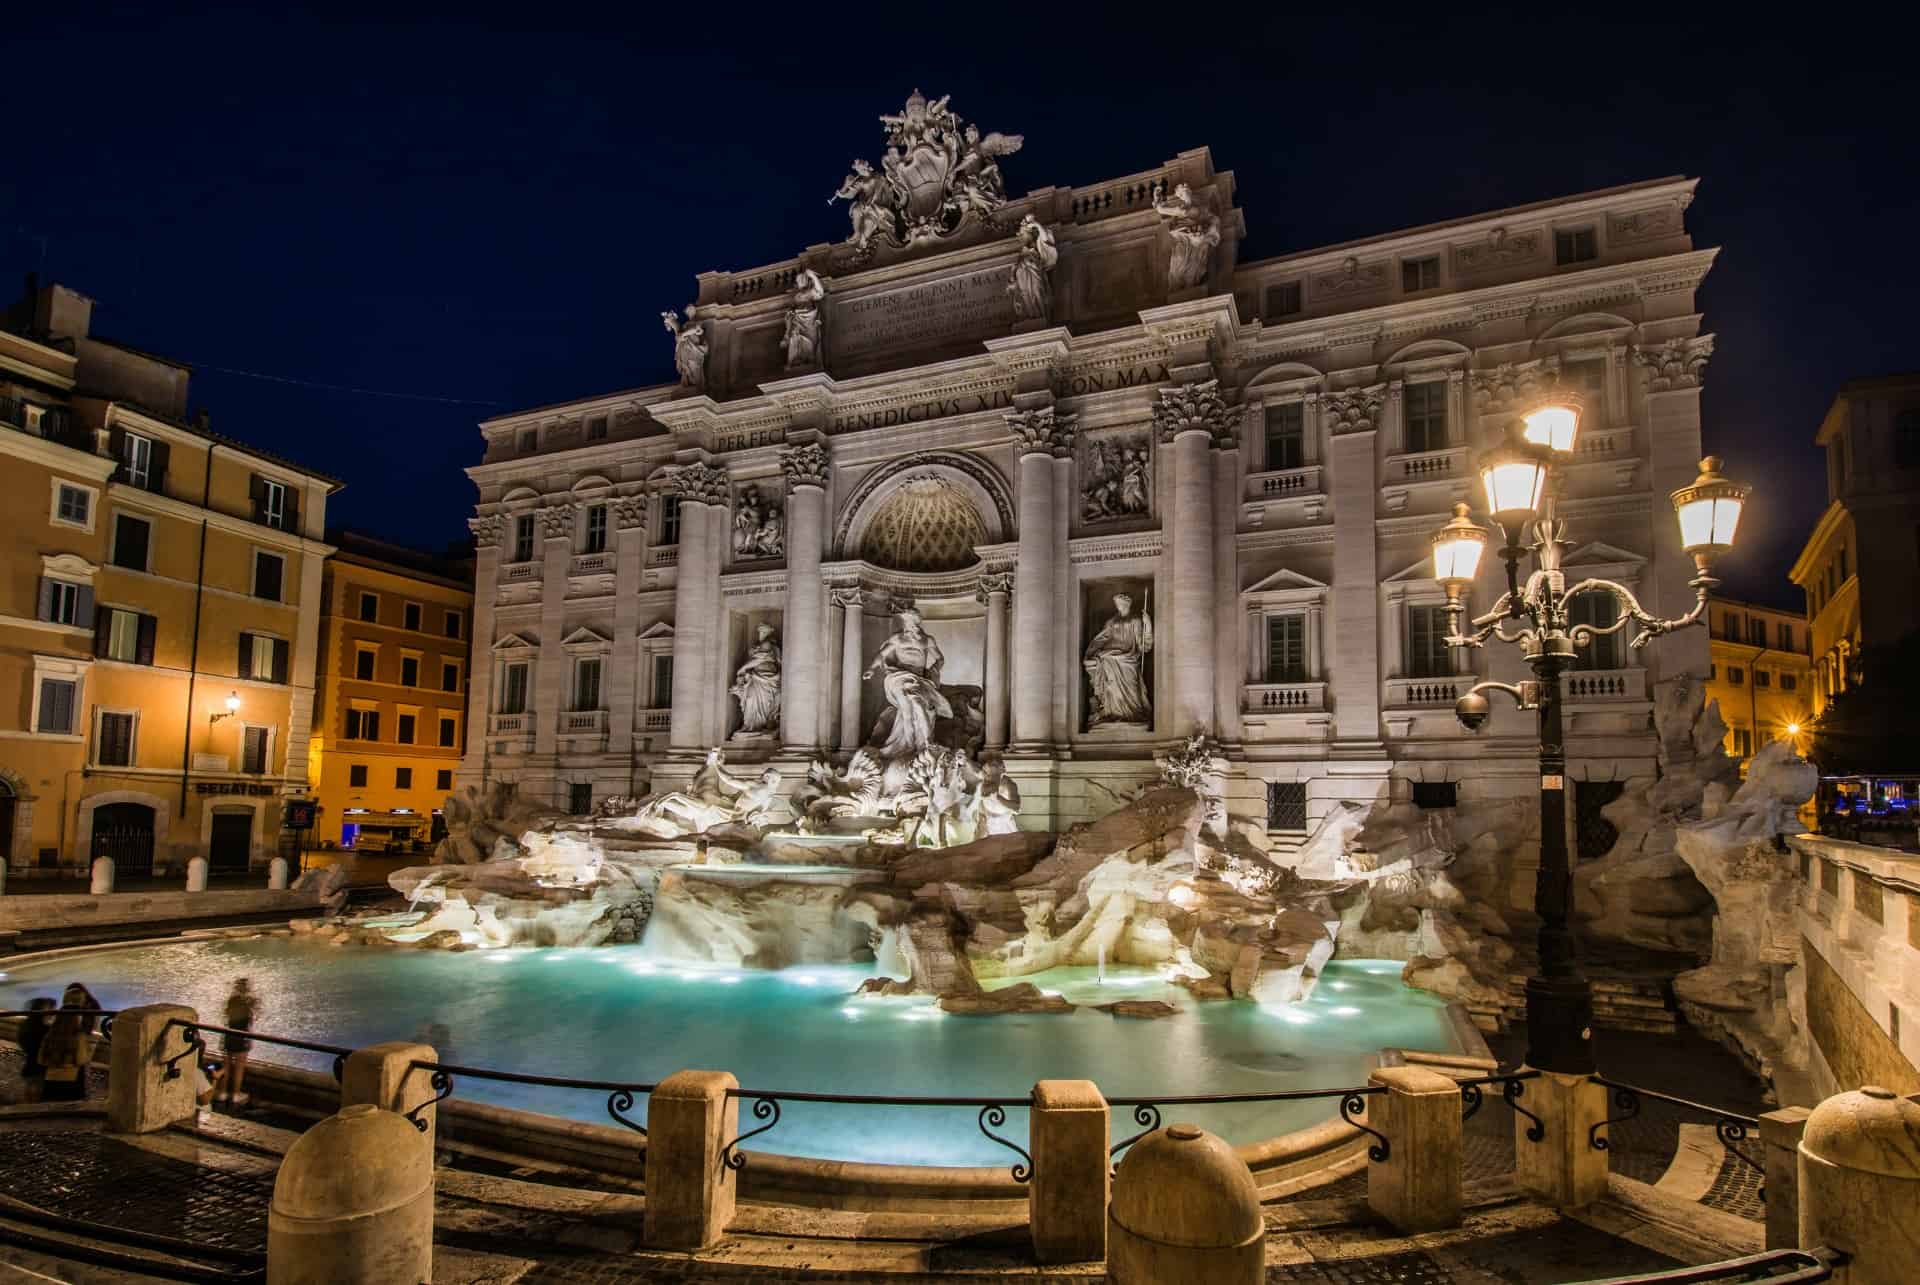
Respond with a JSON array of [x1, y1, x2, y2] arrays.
[[830, 90, 1023, 256]]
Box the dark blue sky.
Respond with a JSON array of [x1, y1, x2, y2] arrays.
[[6, 6, 1912, 608]]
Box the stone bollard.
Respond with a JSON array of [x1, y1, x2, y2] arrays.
[[185, 856, 209, 892], [1029, 1079, 1109, 1263], [90, 856, 114, 894], [1108, 1124, 1263, 1284], [1512, 1071, 1608, 1209], [342, 1042, 440, 1155], [1366, 1066, 1463, 1232], [1760, 1106, 1811, 1250], [267, 1104, 433, 1285], [107, 1004, 199, 1133], [1798, 1085, 1920, 1284], [268, 856, 290, 890], [644, 1070, 738, 1250]]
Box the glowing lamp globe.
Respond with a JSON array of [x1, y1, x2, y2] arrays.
[[1670, 456, 1749, 569], [224, 691, 241, 715], [1431, 503, 1488, 591], [1478, 441, 1550, 525], [1521, 392, 1583, 454]]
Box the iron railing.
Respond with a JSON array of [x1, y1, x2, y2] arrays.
[[1458, 1070, 1545, 1139], [1106, 1084, 1390, 1165], [1591, 1077, 1763, 1176], [1571, 1247, 1841, 1284], [399, 1058, 653, 1138], [162, 1019, 351, 1084], [719, 1088, 1036, 1182]]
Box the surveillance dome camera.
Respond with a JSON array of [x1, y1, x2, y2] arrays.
[[1454, 691, 1491, 732]]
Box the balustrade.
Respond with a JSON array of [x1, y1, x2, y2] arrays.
[[1385, 676, 1469, 707], [1395, 447, 1467, 481], [488, 712, 528, 735], [639, 708, 671, 732], [570, 552, 614, 576], [1242, 682, 1327, 713], [647, 547, 680, 567], [1563, 668, 1645, 702], [500, 561, 541, 584], [1245, 464, 1323, 500], [560, 709, 607, 735]]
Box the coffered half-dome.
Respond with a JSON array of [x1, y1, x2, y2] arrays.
[[859, 476, 987, 572]]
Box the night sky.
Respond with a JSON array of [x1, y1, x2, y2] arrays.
[[6, 7, 1912, 608]]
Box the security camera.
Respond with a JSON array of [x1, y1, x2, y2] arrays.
[[1454, 691, 1491, 732]]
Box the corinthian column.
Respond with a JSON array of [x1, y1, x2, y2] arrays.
[[667, 463, 728, 753], [978, 572, 1013, 749], [1154, 382, 1228, 737], [1008, 408, 1071, 751], [779, 442, 829, 751], [833, 588, 865, 751]]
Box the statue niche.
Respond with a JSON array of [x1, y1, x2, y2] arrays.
[[1082, 581, 1155, 732]]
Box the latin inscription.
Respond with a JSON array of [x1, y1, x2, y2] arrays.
[[1058, 362, 1169, 397], [714, 427, 787, 453], [831, 388, 1014, 434], [832, 268, 1014, 363]]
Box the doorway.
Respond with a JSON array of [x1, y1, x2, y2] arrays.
[[209, 810, 253, 874], [91, 802, 156, 878]]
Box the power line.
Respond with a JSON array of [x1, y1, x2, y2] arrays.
[[190, 360, 505, 407]]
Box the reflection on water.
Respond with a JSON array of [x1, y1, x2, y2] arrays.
[[0, 942, 1455, 1166]]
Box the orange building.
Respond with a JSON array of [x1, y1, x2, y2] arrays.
[[309, 531, 473, 854], [0, 282, 339, 878]]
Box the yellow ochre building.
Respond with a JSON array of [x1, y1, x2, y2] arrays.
[[308, 531, 473, 855], [0, 281, 339, 878], [1704, 597, 1812, 770]]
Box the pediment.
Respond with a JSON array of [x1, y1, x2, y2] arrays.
[[1244, 567, 1328, 594], [561, 626, 613, 651], [491, 631, 538, 653], [637, 621, 676, 641], [1381, 556, 1441, 584]]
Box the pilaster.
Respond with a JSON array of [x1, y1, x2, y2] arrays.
[[1636, 336, 1715, 685], [460, 516, 503, 787], [1325, 383, 1386, 750], [608, 497, 648, 749], [780, 442, 829, 752], [834, 588, 865, 752], [282, 548, 327, 790], [533, 504, 574, 758], [667, 463, 728, 754], [1009, 408, 1068, 751], [1213, 411, 1244, 745]]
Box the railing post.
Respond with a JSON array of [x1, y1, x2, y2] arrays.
[[1366, 1067, 1462, 1232], [1513, 1072, 1608, 1209], [342, 1041, 439, 1154], [106, 1006, 198, 1134], [1029, 1079, 1107, 1263], [1760, 1106, 1811, 1250], [643, 1070, 738, 1251], [268, 1104, 433, 1285], [1798, 1086, 1920, 1284]]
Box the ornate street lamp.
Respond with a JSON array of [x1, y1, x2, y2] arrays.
[[210, 691, 241, 726], [1431, 394, 1748, 1075]]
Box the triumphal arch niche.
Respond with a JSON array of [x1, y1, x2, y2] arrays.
[[466, 87, 1715, 845]]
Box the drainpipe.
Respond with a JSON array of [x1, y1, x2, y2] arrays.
[[179, 446, 215, 817]]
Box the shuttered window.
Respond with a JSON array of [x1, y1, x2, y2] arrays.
[[345, 708, 380, 740], [96, 711, 135, 766], [241, 726, 269, 774], [39, 578, 91, 627], [238, 633, 289, 683], [36, 678, 77, 734], [439, 715, 457, 747], [111, 514, 151, 571], [97, 609, 155, 665], [253, 552, 284, 601]]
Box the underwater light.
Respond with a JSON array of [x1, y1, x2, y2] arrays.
[[1330, 1006, 1362, 1017]]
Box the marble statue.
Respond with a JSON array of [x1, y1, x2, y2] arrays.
[[660, 309, 708, 390], [1082, 438, 1150, 522], [730, 623, 783, 735], [616, 766, 783, 839], [731, 485, 784, 558], [864, 605, 951, 762], [783, 269, 826, 368], [1006, 214, 1057, 322], [966, 752, 1022, 836], [831, 92, 1023, 253], [1083, 593, 1154, 726], [1153, 183, 1222, 290]]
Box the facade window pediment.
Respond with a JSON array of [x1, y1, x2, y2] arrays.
[[561, 626, 613, 655]]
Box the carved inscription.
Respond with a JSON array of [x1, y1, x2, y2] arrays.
[[832, 268, 1015, 362], [1058, 362, 1170, 397], [831, 388, 1014, 433]]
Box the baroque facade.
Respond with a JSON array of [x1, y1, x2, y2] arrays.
[[461, 98, 1717, 862]]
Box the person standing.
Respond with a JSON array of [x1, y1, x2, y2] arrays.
[[37, 1009, 97, 1102], [17, 997, 57, 1103], [201, 979, 257, 1108]]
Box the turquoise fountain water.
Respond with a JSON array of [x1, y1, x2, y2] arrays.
[[0, 940, 1460, 1166]]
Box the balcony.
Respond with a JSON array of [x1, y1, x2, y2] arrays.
[[1242, 681, 1327, 713], [1564, 668, 1647, 703], [570, 552, 614, 576], [500, 561, 542, 585], [560, 709, 607, 735], [639, 708, 671, 733], [1245, 464, 1322, 501], [488, 712, 528, 734], [647, 547, 680, 568], [1385, 676, 1471, 708], [1392, 446, 1469, 483]]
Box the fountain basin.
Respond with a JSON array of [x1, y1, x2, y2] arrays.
[[0, 937, 1466, 1167]]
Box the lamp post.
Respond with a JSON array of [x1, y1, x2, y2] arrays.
[[1430, 395, 1748, 1074]]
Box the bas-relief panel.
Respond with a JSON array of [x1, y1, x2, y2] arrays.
[[1076, 429, 1153, 529]]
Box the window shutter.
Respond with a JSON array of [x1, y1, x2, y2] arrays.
[[108, 427, 127, 479], [238, 632, 254, 679], [283, 487, 300, 534], [148, 440, 171, 492], [272, 638, 290, 684], [74, 585, 94, 630], [136, 613, 156, 665], [46, 679, 74, 733], [118, 515, 150, 569], [249, 474, 266, 522], [36, 578, 53, 622], [94, 609, 113, 657]]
